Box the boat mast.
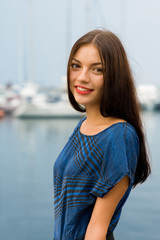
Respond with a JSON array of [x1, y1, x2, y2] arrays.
[[17, 23, 24, 84], [121, 0, 127, 39], [66, 0, 72, 61], [85, 0, 92, 31], [28, 0, 35, 83]]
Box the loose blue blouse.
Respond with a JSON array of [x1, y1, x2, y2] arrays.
[[53, 116, 140, 240]]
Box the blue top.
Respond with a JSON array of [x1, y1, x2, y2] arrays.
[[53, 117, 140, 240]]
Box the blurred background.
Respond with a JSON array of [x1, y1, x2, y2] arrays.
[[0, 0, 160, 239]]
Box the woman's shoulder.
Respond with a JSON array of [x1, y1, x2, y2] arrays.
[[99, 120, 139, 146], [98, 122, 140, 161]]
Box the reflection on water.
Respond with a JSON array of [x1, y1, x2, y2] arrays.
[[0, 117, 83, 240], [0, 113, 159, 240]]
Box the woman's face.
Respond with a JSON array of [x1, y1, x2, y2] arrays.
[[69, 44, 104, 109]]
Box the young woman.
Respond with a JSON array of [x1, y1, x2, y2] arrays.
[[53, 29, 151, 240]]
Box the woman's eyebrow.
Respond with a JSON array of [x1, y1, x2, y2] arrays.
[[72, 58, 81, 63], [72, 58, 102, 66], [91, 62, 102, 66]]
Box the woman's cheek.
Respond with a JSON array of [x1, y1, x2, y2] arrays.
[[69, 75, 75, 92], [70, 71, 77, 81]]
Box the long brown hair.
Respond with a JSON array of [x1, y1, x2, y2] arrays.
[[67, 29, 151, 187]]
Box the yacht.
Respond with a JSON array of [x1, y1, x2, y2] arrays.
[[13, 80, 85, 118], [137, 84, 160, 111], [13, 97, 84, 119]]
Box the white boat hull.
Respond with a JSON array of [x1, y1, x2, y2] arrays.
[[13, 101, 85, 118]]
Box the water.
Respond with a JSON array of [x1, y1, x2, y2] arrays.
[[0, 112, 160, 240]]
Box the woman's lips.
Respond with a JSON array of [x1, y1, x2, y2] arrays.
[[75, 86, 94, 95]]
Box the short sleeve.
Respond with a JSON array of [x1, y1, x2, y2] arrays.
[[89, 124, 140, 198]]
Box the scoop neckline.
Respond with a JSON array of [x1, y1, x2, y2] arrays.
[[79, 116, 129, 137]]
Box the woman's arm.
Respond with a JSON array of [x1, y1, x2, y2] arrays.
[[84, 175, 130, 240]]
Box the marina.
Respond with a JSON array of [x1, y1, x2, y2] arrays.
[[1, 1, 160, 239], [0, 82, 160, 119], [0, 81, 85, 119]]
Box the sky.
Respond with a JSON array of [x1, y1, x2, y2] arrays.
[[0, 0, 160, 87]]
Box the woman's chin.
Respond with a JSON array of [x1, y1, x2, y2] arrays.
[[73, 96, 87, 107], [76, 100, 87, 107]]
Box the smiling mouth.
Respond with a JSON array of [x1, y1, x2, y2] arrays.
[[76, 86, 93, 92], [75, 86, 94, 94], [75, 85, 94, 91]]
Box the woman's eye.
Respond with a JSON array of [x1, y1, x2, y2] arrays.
[[93, 68, 103, 74], [70, 63, 80, 69]]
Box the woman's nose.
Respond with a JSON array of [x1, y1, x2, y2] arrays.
[[77, 68, 90, 82]]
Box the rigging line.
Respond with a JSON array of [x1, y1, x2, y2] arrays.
[[94, 0, 107, 27]]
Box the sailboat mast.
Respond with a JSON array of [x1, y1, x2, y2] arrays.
[[66, 0, 72, 61], [17, 23, 24, 84], [28, 0, 35, 82], [121, 0, 127, 39], [85, 0, 91, 31]]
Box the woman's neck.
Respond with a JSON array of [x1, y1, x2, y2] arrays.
[[85, 106, 107, 126], [84, 106, 125, 127]]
